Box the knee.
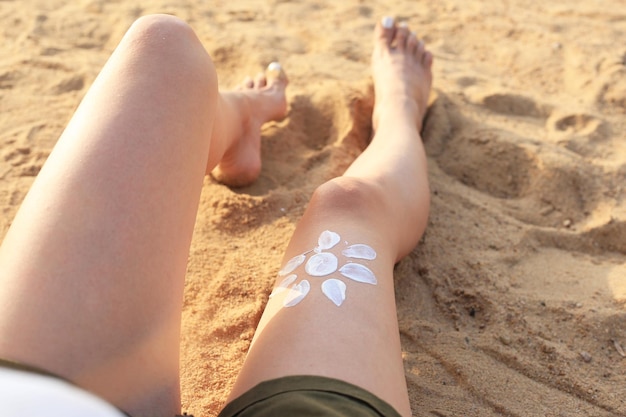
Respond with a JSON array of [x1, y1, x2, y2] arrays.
[[124, 14, 217, 92], [308, 177, 388, 221], [128, 14, 199, 49]]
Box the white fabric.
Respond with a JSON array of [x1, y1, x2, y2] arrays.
[[0, 366, 125, 417]]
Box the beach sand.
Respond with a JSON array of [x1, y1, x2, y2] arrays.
[[0, 0, 624, 415]]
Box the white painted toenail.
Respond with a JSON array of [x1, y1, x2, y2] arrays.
[[381, 16, 394, 29], [268, 62, 282, 71], [399, 22, 409, 28]]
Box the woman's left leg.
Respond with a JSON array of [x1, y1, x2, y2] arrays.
[[224, 18, 432, 417], [0, 14, 287, 417]]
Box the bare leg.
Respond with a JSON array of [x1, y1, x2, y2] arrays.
[[0, 14, 287, 417], [227, 18, 432, 417]]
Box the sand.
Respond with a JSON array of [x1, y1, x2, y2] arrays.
[[1, 0, 625, 416]]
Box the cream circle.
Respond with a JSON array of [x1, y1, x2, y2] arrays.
[[305, 252, 339, 276]]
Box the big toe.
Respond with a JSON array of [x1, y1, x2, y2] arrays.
[[375, 16, 396, 47], [266, 62, 289, 87]]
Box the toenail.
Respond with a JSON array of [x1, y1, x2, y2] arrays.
[[399, 22, 409, 28], [381, 16, 394, 29], [268, 62, 282, 71]]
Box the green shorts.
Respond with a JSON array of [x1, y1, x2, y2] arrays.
[[218, 375, 403, 417]]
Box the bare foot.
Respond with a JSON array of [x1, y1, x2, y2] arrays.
[[371, 17, 433, 132], [211, 63, 288, 187]]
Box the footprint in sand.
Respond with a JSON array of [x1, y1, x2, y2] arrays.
[[462, 87, 553, 119], [552, 113, 600, 134], [433, 88, 609, 230], [49, 74, 86, 95], [546, 111, 610, 158], [436, 128, 535, 199], [435, 122, 602, 229], [480, 92, 551, 118]]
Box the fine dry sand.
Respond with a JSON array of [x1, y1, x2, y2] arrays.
[[1, 0, 625, 416]]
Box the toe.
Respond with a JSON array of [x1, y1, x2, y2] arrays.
[[394, 22, 410, 51], [376, 16, 396, 47], [415, 39, 425, 62], [422, 50, 434, 68], [266, 61, 288, 87], [416, 39, 433, 69], [406, 31, 419, 56], [254, 72, 267, 89], [243, 76, 254, 89]]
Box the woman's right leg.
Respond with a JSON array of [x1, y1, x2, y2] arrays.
[[225, 18, 432, 417], [0, 14, 287, 417]]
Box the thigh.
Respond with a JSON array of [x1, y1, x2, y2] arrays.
[[0, 15, 218, 417]]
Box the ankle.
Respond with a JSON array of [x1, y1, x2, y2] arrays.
[[373, 97, 421, 131]]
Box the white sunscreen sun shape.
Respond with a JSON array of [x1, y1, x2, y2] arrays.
[[273, 230, 377, 308]]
